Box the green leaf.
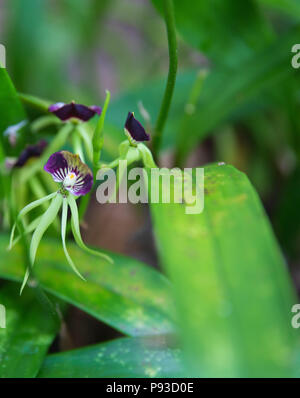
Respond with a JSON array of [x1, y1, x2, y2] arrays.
[[38, 336, 183, 378], [0, 282, 60, 378], [150, 164, 300, 377], [0, 69, 27, 158], [0, 235, 175, 337], [0, 69, 26, 137]]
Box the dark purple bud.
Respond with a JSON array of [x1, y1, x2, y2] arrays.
[[124, 112, 150, 143], [14, 140, 48, 168], [49, 101, 102, 122]]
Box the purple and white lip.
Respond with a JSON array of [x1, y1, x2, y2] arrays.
[[44, 151, 93, 196], [49, 101, 102, 122]]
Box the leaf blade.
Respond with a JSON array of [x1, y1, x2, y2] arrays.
[[0, 282, 60, 378], [150, 164, 299, 377], [38, 336, 183, 378], [0, 235, 175, 337]]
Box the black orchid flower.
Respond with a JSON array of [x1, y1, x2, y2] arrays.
[[49, 101, 102, 122], [14, 140, 48, 168], [10, 149, 113, 295], [44, 151, 93, 196], [124, 112, 150, 145]]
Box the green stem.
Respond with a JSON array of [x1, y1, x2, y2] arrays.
[[18, 92, 50, 113], [31, 115, 61, 133], [152, 0, 178, 157], [93, 90, 111, 173], [79, 91, 111, 222], [72, 129, 85, 162]]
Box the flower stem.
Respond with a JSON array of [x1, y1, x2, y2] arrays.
[[93, 90, 111, 173], [79, 91, 111, 222], [152, 0, 178, 157], [18, 92, 50, 113]]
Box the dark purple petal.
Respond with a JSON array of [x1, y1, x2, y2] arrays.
[[49, 101, 102, 122], [89, 105, 102, 115], [14, 140, 47, 168], [125, 112, 150, 142], [73, 104, 97, 121], [48, 102, 65, 112], [44, 151, 67, 175]]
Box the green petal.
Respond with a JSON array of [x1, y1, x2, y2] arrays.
[[20, 268, 30, 296], [71, 130, 85, 162], [68, 195, 113, 264], [61, 197, 86, 281], [20, 194, 63, 295], [77, 125, 93, 161], [10, 216, 42, 249], [9, 192, 57, 250]]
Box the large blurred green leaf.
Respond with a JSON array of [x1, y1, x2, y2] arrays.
[[38, 336, 183, 378], [0, 235, 175, 337], [150, 164, 299, 377], [0, 282, 60, 378], [152, 0, 273, 66], [0, 68, 26, 139]]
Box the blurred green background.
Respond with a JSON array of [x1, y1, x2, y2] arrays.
[[1, 0, 299, 266], [1, 0, 300, 378]]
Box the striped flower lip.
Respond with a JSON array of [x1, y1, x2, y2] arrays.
[[44, 151, 93, 196], [124, 112, 150, 144], [49, 101, 102, 122]]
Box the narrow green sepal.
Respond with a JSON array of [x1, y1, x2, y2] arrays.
[[68, 195, 113, 264], [20, 193, 63, 294], [9, 192, 57, 250], [61, 197, 86, 281], [10, 216, 42, 249]]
